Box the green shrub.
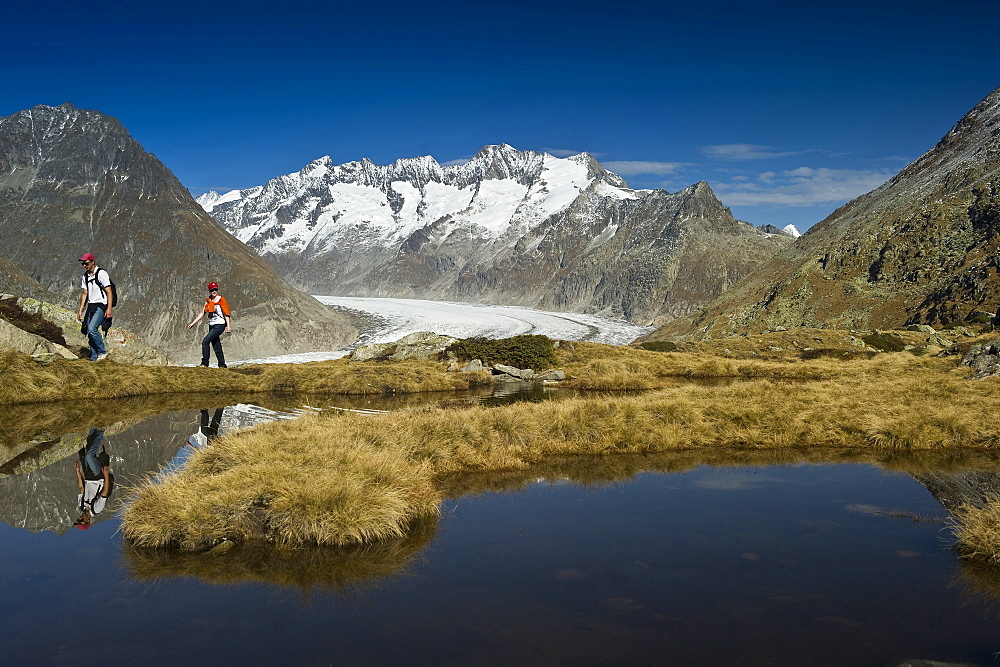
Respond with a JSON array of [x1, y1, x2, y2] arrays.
[[446, 335, 557, 370], [638, 341, 678, 353], [862, 332, 906, 353]]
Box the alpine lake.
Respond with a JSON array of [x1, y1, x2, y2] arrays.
[[4, 381, 1000, 665]]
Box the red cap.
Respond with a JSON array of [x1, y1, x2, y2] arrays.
[[208, 282, 219, 290], [79, 253, 96, 262]]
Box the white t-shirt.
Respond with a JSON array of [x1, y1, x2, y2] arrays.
[[81, 268, 111, 304], [78, 479, 108, 515]]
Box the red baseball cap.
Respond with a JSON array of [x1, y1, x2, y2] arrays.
[[208, 282, 219, 290], [79, 253, 96, 262]]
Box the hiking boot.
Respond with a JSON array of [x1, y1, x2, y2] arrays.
[[219, 364, 228, 369], [94, 354, 108, 362]]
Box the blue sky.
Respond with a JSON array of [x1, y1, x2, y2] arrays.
[[5, 0, 998, 230]]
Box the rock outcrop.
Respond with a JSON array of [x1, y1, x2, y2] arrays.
[[350, 331, 458, 362], [0, 317, 77, 363], [958, 338, 1000, 378]]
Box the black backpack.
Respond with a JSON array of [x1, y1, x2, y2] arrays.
[[89, 267, 118, 307]]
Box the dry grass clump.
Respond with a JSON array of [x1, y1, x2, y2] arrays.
[[121, 413, 442, 550], [951, 501, 1000, 564]]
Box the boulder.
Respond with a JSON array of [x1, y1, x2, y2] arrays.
[[926, 334, 954, 348], [350, 331, 458, 362], [0, 318, 77, 362], [958, 338, 1000, 378], [460, 359, 484, 372], [493, 364, 534, 380]]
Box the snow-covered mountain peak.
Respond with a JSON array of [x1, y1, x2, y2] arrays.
[[199, 145, 670, 260], [300, 156, 333, 179], [782, 224, 802, 238]]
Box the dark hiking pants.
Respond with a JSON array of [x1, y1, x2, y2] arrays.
[[201, 324, 226, 367]]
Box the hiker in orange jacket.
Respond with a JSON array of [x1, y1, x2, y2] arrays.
[[187, 282, 232, 368]]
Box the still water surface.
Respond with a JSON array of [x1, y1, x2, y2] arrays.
[[3, 390, 1000, 664]]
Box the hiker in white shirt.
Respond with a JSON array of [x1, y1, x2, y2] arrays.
[[73, 428, 111, 530], [76, 252, 113, 361]]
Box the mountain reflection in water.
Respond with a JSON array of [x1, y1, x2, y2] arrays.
[[6, 391, 1000, 662]]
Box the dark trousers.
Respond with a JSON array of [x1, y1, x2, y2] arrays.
[[201, 324, 226, 367], [200, 408, 223, 440]]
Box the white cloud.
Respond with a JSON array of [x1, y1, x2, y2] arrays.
[[601, 160, 684, 176], [714, 167, 894, 206], [441, 157, 472, 166], [700, 143, 816, 161]]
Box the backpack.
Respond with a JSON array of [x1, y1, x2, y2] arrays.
[[89, 267, 118, 307]]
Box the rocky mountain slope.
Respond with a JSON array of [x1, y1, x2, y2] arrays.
[[200, 145, 792, 325], [654, 86, 1000, 340], [0, 104, 356, 363]]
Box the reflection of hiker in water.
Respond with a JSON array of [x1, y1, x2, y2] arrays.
[[74, 428, 112, 530], [187, 408, 224, 450]]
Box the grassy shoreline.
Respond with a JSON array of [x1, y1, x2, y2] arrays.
[[10, 336, 1000, 562], [120, 350, 1000, 555], [0, 333, 927, 407], [0, 351, 493, 406]]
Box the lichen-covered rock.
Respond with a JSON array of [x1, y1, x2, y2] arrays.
[[958, 338, 1000, 378], [460, 359, 484, 372], [926, 334, 954, 348], [350, 331, 458, 362], [492, 364, 535, 380], [0, 318, 77, 361]]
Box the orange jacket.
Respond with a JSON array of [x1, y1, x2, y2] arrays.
[[203, 295, 231, 321]]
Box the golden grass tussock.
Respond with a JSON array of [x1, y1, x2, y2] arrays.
[[951, 501, 1000, 564], [122, 351, 1000, 553], [121, 413, 443, 550]]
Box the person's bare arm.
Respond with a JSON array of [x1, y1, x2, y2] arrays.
[[103, 285, 113, 320], [74, 460, 84, 493]]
